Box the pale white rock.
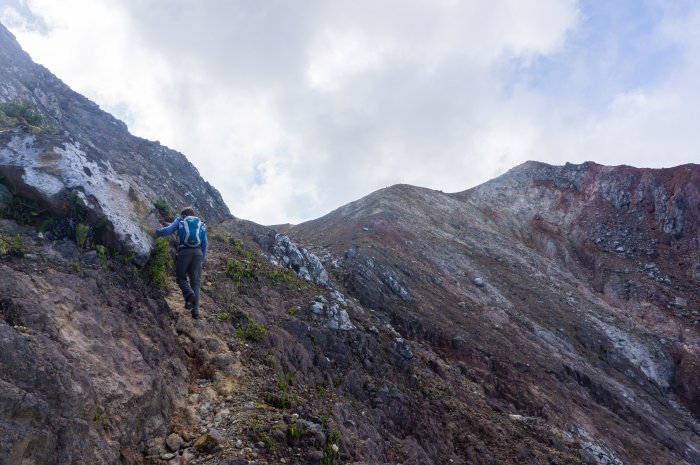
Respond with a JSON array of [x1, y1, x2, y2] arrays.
[[0, 135, 158, 263]]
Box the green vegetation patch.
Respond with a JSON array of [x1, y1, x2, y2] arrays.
[[287, 421, 304, 442], [75, 223, 89, 250], [145, 238, 172, 290], [153, 199, 173, 219], [1, 193, 45, 225], [0, 101, 53, 133], [209, 229, 231, 244], [321, 429, 342, 465], [269, 268, 302, 284], [0, 235, 24, 256], [226, 258, 259, 288], [93, 411, 112, 433], [235, 320, 268, 342]]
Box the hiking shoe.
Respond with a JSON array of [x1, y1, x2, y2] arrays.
[[191, 311, 200, 320], [185, 295, 195, 310]]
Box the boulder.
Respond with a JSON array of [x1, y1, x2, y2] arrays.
[[193, 434, 220, 454], [165, 433, 183, 452]]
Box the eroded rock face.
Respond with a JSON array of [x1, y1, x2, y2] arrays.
[[0, 24, 230, 263], [0, 221, 189, 464]]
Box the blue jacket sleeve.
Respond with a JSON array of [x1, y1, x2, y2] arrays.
[[155, 216, 182, 237], [201, 225, 208, 261]]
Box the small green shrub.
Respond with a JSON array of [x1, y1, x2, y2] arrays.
[[321, 429, 342, 465], [232, 239, 257, 260], [93, 411, 112, 433], [276, 372, 295, 391], [217, 312, 231, 321], [145, 238, 172, 290], [0, 101, 47, 131], [235, 321, 268, 342], [261, 433, 277, 455], [75, 223, 89, 250], [153, 199, 173, 218], [70, 261, 81, 272], [287, 421, 303, 440], [0, 234, 24, 256], [2, 193, 44, 225], [67, 191, 88, 223], [95, 245, 107, 261], [287, 305, 300, 316], [226, 259, 258, 288], [209, 230, 231, 244], [266, 391, 295, 409], [270, 268, 300, 283]]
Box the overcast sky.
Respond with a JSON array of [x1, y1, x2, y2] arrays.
[[1, 1, 699, 224]]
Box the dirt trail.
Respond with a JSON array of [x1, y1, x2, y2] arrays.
[[157, 282, 282, 464]]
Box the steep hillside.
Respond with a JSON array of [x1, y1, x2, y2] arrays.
[[0, 24, 229, 262], [288, 162, 700, 465], [1, 19, 699, 465]]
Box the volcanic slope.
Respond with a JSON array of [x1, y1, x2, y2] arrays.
[[288, 161, 700, 465]]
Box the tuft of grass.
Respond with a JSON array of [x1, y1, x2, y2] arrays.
[[1, 193, 44, 225], [0, 234, 24, 256], [261, 433, 277, 455], [93, 411, 112, 433], [95, 245, 107, 261], [266, 391, 297, 409], [145, 238, 172, 290], [269, 268, 300, 283], [226, 259, 258, 288], [75, 223, 89, 250], [216, 312, 231, 321], [209, 230, 231, 244], [321, 429, 342, 465], [287, 421, 303, 441], [276, 372, 295, 392], [235, 320, 268, 342], [287, 305, 300, 316], [153, 199, 173, 219]]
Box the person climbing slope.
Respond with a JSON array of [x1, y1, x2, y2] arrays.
[[155, 206, 208, 319]]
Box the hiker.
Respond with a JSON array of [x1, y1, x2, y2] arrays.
[[155, 206, 208, 319]]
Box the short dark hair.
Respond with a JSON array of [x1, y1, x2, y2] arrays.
[[180, 206, 195, 217]]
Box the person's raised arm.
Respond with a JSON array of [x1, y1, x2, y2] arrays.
[[155, 216, 182, 237]]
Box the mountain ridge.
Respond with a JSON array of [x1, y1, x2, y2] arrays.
[[1, 19, 700, 465]]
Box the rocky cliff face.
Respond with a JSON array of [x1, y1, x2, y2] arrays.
[[0, 24, 229, 263], [1, 19, 699, 465]]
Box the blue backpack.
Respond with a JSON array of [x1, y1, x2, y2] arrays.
[[178, 216, 204, 247]]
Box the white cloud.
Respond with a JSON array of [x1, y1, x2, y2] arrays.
[[5, 1, 698, 225]]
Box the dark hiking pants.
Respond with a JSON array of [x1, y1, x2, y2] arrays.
[[176, 248, 202, 315]]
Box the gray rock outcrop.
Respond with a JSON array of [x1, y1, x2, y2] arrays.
[[270, 233, 330, 286]]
